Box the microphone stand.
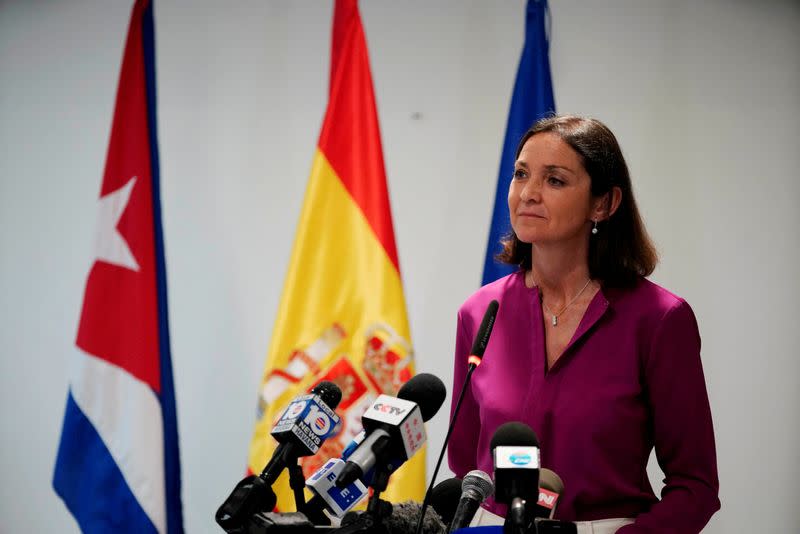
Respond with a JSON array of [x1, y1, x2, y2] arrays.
[[332, 439, 394, 534], [287, 462, 307, 511], [415, 299, 497, 534], [414, 362, 479, 534]]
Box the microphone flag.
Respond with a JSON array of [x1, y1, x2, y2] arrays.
[[52, 2, 184, 533], [481, 0, 556, 285], [246, 0, 424, 510]]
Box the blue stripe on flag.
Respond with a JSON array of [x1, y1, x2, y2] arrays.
[[482, 0, 555, 285], [53, 392, 158, 534], [142, 2, 184, 533]]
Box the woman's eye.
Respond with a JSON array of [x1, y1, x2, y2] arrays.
[[547, 176, 565, 186], [512, 169, 527, 180]]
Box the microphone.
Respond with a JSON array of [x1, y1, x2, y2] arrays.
[[447, 470, 493, 532], [428, 477, 463, 527], [534, 468, 564, 519], [414, 300, 499, 534], [340, 476, 459, 534], [215, 382, 342, 531], [339, 501, 447, 534], [467, 299, 499, 368], [336, 373, 446, 488], [491, 422, 540, 534], [384, 501, 447, 534], [304, 457, 369, 519], [265, 380, 343, 481]]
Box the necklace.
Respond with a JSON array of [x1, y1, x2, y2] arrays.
[[540, 278, 593, 327]]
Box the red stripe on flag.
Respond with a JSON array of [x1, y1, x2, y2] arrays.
[[317, 0, 400, 272], [76, 0, 160, 393]]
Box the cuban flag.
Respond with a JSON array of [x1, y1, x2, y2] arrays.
[[53, 1, 183, 533]]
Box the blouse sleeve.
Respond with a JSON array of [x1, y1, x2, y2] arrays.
[[618, 300, 720, 533], [446, 309, 481, 478]]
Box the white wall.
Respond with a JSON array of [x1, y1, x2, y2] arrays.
[[1, 1, 798, 532]]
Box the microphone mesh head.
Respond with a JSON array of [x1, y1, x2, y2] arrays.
[[463, 470, 494, 501], [311, 381, 342, 409]]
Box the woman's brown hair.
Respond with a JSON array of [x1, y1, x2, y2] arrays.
[[497, 115, 658, 287]]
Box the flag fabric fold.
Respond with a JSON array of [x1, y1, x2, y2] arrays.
[[482, 0, 556, 285], [247, 0, 423, 511], [53, 1, 183, 532]]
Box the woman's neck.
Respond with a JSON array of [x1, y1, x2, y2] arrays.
[[528, 241, 592, 304]]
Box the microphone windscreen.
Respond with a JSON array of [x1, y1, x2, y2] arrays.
[[312, 380, 342, 409], [490, 421, 540, 450], [428, 477, 463, 526], [397, 373, 447, 421], [469, 300, 499, 358], [539, 468, 564, 494], [385, 501, 447, 534]]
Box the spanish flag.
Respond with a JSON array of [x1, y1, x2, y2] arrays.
[[246, 0, 423, 511]]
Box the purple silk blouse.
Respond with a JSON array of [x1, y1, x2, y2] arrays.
[[448, 271, 719, 533]]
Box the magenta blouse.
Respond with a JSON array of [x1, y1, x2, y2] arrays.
[[447, 271, 720, 533]]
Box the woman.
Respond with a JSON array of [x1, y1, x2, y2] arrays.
[[448, 115, 720, 533]]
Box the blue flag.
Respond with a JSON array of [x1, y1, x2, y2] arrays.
[[53, 1, 183, 532], [482, 0, 555, 285]]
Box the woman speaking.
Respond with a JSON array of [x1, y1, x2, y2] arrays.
[[448, 115, 720, 533]]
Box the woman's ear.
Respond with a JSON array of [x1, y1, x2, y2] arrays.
[[593, 186, 622, 221]]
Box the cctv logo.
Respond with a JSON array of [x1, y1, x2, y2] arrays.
[[372, 403, 406, 416]]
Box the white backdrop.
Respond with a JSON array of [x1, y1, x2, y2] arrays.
[[1, 1, 799, 532]]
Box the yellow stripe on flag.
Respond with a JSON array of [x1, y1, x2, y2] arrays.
[[248, 150, 423, 511]]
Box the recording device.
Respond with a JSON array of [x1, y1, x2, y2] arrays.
[[533, 468, 564, 520], [215, 382, 342, 532], [491, 422, 540, 534], [447, 470, 494, 532], [329, 373, 447, 533], [301, 375, 447, 527], [414, 300, 499, 534], [304, 458, 369, 518], [467, 299, 499, 368], [427, 477, 463, 527], [336, 373, 446, 488], [265, 381, 342, 480], [338, 477, 459, 534]]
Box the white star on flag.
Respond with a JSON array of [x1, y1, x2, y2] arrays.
[[94, 176, 140, 272]]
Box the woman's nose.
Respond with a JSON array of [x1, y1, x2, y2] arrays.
[[520, 177, 541, 202]]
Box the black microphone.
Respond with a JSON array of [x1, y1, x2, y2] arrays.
[[447, 470, 494, 532], [533, 468, 564, 519], [428, 477, 463, 527], [491, 422, 540, 534], [414, 300, 499, 534], [336, 373, 446, 488], [215, 382, 342, 531], [467, 299, 499, 368]]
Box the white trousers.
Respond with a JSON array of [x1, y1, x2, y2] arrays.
[[470, 505, 634, 534]]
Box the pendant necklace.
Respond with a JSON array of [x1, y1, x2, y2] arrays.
[[541, 278, 592, 327]]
